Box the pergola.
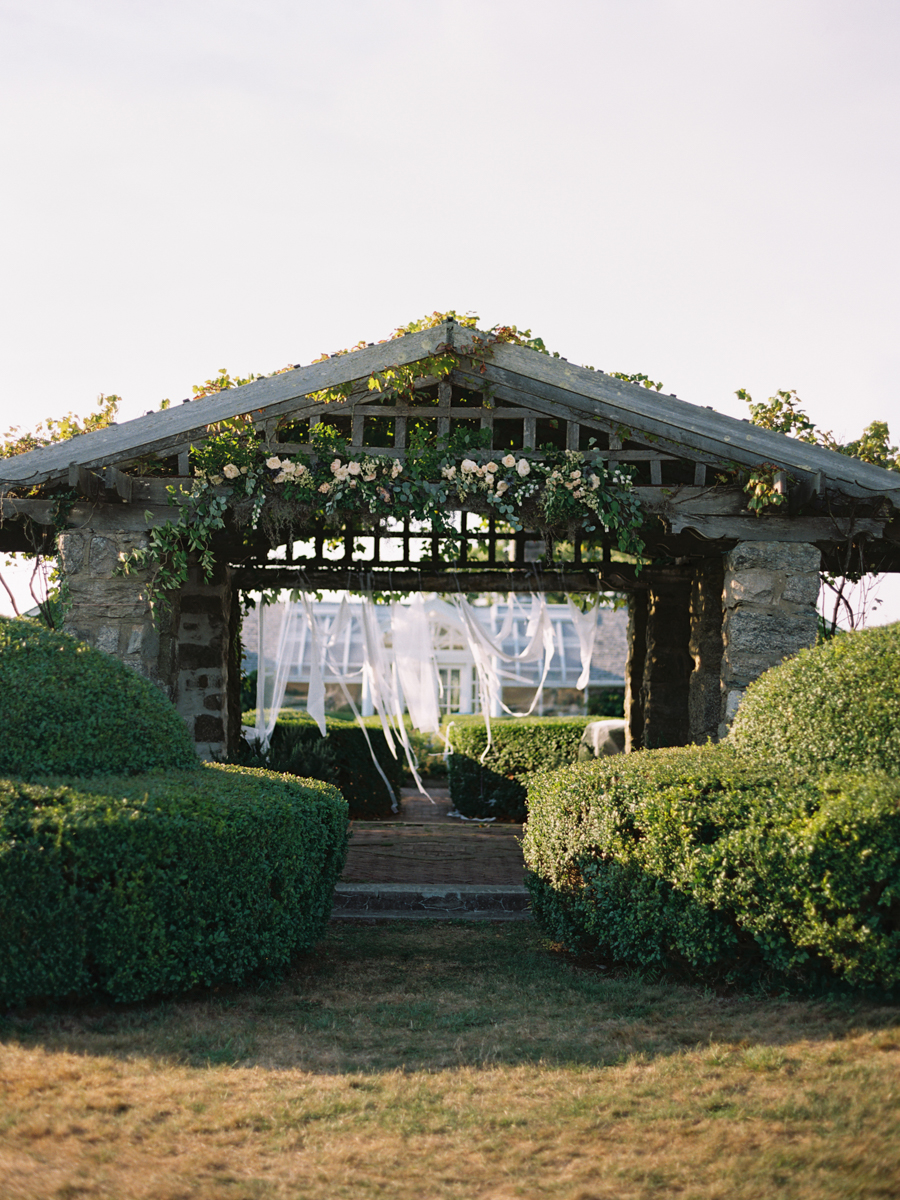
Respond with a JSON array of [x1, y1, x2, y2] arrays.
[[2, 319, 898, 759]]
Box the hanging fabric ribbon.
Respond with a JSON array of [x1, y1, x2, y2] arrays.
[[566, 597, 601, 690], [451, 593, 556, 761]]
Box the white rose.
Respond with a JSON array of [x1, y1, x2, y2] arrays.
[[363, 472, 377, 482], [266, 456, 282, 470], [486, 461, 499, 473], [330, 459, 343, 474], [516, 459, 531, 477], [496, 480, 509, 495], [223, 463, 240, 480], [589, 474, 600, 488], [273, 471, 286, 483], [318, 482, 331, 493], [391, 461, 402, 477], [461, 459, 477, 473], [502, 454, 516, 468], [570, 470, 582, 480], [348, 460, 361, 475]]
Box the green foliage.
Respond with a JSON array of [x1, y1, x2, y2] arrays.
[[114, 313, 646, 607], [446, 715, 593, 821], [0, 617, 198, 777], [586, 687, 625, 718], [238, 711, 403, 819], [1, 395, 119, 463], [739, 387, 899, 514], [0, 765, 348, 1006], [523, 745, 900, 990], [729, 622, 900, 776]]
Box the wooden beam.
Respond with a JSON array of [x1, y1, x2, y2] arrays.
[[229, 564, 691, 594], [0, 323, 456, 488]]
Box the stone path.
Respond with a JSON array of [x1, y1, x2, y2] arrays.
[[333, 787, 531, 920]]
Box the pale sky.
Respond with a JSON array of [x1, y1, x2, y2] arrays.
[[1, 0, 898, 622]]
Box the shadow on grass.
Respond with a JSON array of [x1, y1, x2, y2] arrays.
[[2, 921, 898, 1075]]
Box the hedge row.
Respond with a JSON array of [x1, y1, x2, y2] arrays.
[[0, 765, 348, 1007], [522, 744, 900, 991], [0, 616, 198, 776], [241, 711, 404, 819], [730, 622, 900, 776], [446, 715, 593, 821]]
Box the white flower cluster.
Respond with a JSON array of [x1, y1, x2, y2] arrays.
[[265, 455, 308, 485], [455, 455, 531, 497], [196, 461, 250, 486]]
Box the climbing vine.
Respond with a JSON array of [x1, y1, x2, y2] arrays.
[[739, 387, 899, 512]]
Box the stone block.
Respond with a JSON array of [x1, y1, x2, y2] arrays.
[[723, 568, 778, 609], [203, 693, 223, 711], [89, 536, 120, 578], [193, 714, 224, 742], [782, 571, 821, 606], [724, 608, 817, 660], [725, 541, 821, 575], [179, 670, 221, 691], [95, 624, 120, 655], [58, 533, 85, 575], [178, 643, 224, 670]]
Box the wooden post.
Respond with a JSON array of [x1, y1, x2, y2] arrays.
[[624, 592, 647, 752], [689, 557, 725, 744], [642, 579, 693, 749]]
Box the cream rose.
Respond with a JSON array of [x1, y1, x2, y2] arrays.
[[223, 463, 240, 480], [516, 459, 531, 477], [502, 454, 516, 468]]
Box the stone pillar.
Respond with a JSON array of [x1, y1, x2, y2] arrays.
[[173, 559, 240, 761], [689, 557, 725, 744], [624, 591, 647, 752], [60, 526, 178, 696], [58, 516, 240, 762], [719, 540, 820, 738], [642, 578, 693, 749]]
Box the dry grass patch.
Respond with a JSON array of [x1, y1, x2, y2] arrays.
[[1, 921, 899, 1199]]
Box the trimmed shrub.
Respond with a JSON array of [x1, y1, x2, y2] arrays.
[[523, 745, 900, 990], [0, 617, 197, 776], [0, 764, 348, 1007], [240, 711, 403, 819], [730, 621, 900, 776], [446, 715, 593, 821]]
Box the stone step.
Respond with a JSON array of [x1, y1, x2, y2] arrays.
[[331, 883, 532, 921]]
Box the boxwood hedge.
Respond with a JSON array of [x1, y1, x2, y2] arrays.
[[241, 710, 403, 819], [730, 621, 900, 776], [0, 764, 348, 1007], [523, 744, 900, 991], [0, 617, 198, 776], [446, 715, 593, 821]]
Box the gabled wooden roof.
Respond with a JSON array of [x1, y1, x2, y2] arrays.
[[2, 320, 899, 508]]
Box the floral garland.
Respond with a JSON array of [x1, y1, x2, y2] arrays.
[[121, 428, 645, 606]]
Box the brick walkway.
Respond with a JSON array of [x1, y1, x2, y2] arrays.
[[340, 788, 526, 886]]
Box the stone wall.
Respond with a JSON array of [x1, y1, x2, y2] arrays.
[[60, 527, 177, 694], [59, 520, 238, 761], [719, 540, 820, 738]]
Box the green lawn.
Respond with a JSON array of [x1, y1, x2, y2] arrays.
[[1, 921, 898, 1199]]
